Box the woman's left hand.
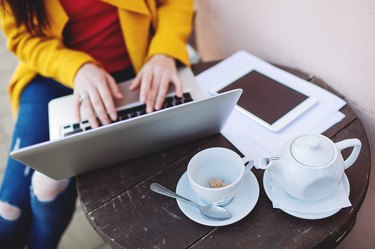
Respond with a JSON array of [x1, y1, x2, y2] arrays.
[[129, 54, 183, 113]]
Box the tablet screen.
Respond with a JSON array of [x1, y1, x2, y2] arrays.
[[218, 71, 308, 125]]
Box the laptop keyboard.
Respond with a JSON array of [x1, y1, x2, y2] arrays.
[[61, 93, 193, 137]]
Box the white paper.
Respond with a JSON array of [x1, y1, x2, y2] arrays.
[[196, 51, 346, 163], [271, 181, 351, 213]]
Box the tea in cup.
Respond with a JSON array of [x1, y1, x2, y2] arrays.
[[187, 147, 252, 206]]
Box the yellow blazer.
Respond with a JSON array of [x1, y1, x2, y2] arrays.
[[0, 0, 193, 115]]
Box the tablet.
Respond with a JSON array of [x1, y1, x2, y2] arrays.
[[211, 70, 318, 132]]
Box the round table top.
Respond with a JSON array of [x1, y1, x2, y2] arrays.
[[76, 62, 371, 249]]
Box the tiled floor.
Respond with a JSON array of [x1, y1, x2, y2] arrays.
[[0, 32, 110, 249]]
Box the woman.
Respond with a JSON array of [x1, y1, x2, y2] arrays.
[[0, 0, 193, 248]]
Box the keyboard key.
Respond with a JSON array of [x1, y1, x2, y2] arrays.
[[118, 115, 128, 121], [65, 128, 83, 136], [137, 110, 147, 116], [174, 99, 182, 105]]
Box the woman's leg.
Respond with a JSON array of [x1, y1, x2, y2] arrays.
[[0, 76, 75, 249], [28, 174, 77, 249], [0, 135, 33, 249]]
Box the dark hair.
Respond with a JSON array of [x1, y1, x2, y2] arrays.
[[0, 0, 48, 36]]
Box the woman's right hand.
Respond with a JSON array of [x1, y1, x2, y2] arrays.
[[73, 63, 123, 128]]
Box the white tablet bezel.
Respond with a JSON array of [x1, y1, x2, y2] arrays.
[[210, 69, 318, 132]]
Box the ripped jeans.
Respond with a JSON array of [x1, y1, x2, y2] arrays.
[[0, 76, 77, 249]]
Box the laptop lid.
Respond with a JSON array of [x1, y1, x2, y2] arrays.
[[10, 80, 242, 179]]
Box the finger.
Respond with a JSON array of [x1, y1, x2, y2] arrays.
[[139, 69, 152, 103], [154, 73, 170, 110], [146, 70, 162, 113], [74, 94, 82, 123], [97, 80, 118, 121], [172, 74, 184, 98], [106, 74, 122, 99], [129, 72, 142, 91], [81, 96, 99, 128], [87, 88, 111, 126]]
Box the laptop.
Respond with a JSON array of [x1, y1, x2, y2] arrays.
[[10, 67, 242, 180]]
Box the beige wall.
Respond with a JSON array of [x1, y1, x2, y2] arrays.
[[195, 0, 375, 248]]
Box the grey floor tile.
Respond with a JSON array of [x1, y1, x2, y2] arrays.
[[0, 73, 14, 92], [0, 112, 14, 132], [0, 40, 17, 93], [0, 68, 10, 77], [0, 30, 5, 40], [0, 114, 14, 140], [0, 143, 8, 174], [0, 56, 17, 74], [0, 125, 6, 146], [0, 92, 12, 115], [95, 244, 113, 249], [58, 207, 107, 249]]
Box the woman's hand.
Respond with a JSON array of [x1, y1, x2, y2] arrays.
[[129, 54, 183, 113], [73, 63, 123, 128]]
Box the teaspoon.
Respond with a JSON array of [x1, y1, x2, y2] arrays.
[[150, 183, 232, 221]]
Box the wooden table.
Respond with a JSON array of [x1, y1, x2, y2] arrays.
[[76, 62, 371, 249]]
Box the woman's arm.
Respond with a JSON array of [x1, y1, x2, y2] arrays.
[[146, 0, 194, 65], [130, 0, 194, 112]]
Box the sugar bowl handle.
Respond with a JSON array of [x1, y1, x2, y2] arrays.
[[335, 138, 362, 169]]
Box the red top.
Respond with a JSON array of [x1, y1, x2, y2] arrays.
[[60, 0, 131, 73]]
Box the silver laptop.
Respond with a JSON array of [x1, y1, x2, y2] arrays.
[[10, 67, 242, 180]]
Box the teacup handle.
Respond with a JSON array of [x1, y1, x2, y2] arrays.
[[335, 138, 362, 169], [242, 156, 255, 171]]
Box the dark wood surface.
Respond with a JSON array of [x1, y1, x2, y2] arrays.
[[76, 62, 370, 249]]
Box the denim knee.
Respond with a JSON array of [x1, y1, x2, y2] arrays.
[[0, 201, 21, 221], [31, 172, 69, 202]]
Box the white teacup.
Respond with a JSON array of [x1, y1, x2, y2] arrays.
[[187, 147, 252, 206]]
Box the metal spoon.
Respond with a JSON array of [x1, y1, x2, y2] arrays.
[[150, 183, 232, 221]]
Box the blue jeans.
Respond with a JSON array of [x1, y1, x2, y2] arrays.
[[0, 76, 76, 249]]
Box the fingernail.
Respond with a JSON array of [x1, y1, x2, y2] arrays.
[[146, 105, 152, 113], [155, 102, 161, 110], [110, 112, 117, 121]]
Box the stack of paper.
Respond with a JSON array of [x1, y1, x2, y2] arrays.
[[195, 51, 346, 164]]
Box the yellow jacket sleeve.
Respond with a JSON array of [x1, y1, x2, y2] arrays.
[[147, 0, 194, 66]]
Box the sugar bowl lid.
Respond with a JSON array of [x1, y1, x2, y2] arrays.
[[291, 134, 335, 167]]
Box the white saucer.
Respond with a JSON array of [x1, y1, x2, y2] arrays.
[[176, 171, 259, 226], [263, 170, 350, 220]]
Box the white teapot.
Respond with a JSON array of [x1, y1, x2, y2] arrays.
[[259, 134, 361, 201]]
